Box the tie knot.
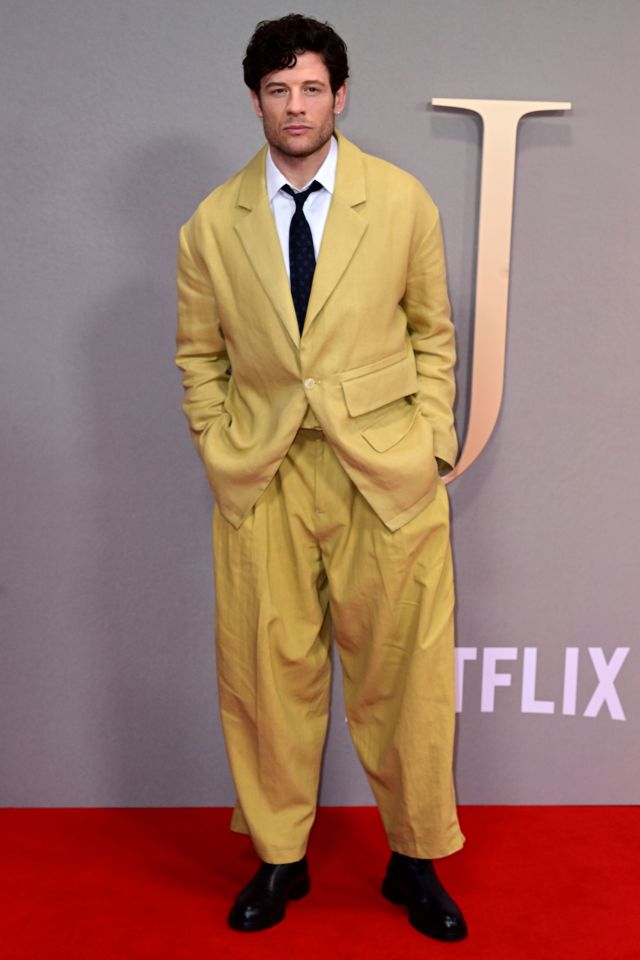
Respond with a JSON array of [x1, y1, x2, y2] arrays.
[[282, 180, 322, 211]]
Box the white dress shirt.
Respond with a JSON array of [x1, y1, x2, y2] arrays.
[[265, 135, 338, 278]]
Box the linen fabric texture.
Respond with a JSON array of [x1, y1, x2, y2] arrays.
[[175, 133, 457, 533], [175, 132, 463, 863], [213, 430, 464, 862]]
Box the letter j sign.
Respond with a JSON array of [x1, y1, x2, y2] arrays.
[[432, 99, 572, 482]]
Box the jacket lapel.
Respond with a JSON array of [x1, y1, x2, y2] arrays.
[[304, 133, 368, 332], [234, 148, 300, 346], [233, 134, 369, 346]]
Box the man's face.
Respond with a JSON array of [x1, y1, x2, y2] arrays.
[[250, 51, 347, 164]]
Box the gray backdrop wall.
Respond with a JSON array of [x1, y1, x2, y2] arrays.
[[2, 0, 638, 807]]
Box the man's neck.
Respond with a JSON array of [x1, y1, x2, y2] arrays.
[[269, 138, 332, 189]]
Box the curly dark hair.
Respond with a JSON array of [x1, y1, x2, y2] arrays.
[[243, 14, 349, 95]]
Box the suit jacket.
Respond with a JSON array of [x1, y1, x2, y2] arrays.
[[175, 132, 457, 531]]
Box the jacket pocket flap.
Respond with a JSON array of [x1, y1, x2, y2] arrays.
[[340, 352, 418, 417]]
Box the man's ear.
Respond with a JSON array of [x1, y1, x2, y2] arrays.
[[250, 89, 263, 119], [333, 83, 348, 116]]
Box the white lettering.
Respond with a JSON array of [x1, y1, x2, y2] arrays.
[[481, 647, 518, 712], [562, 647, 579, 715], [521, 647, 554, 714], [455, 647, 478, 712], [583, 647, 630, 721], [454, 645, 628, 719]]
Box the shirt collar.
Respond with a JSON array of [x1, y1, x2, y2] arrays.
[[266, 135, 338, 202]]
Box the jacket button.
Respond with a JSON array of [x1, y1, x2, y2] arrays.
[[303, 377, 315, 389]]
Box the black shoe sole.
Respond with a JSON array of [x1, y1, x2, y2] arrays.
[[382, 876, 468, 942], [228, 876, 311, 933]]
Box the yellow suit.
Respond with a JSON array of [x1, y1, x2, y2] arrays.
[[176, 132, 464, 863], [176, 132, 457, 531]]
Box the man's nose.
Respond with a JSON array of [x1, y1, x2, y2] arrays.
[[287, 89, 305, 114]]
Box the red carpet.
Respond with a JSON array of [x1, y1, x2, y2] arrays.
[[1, 806, 637, 960]]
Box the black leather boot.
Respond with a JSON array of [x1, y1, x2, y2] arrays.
[[228, 857, 310, 932], [382, 852, 468, 941]]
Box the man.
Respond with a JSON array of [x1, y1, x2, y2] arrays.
[[176, 14, 467, 942]]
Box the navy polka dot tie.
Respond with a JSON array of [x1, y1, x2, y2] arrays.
[[282, 180, 323, 332]]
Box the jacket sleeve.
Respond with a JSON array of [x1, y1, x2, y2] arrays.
[[175, 217, 230, 457], [402, 189, 458, 472]]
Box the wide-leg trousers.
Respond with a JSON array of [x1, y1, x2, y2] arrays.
[[212, 428, 464, 864]]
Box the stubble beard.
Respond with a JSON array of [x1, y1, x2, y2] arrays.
[[265, 116, 335, 161]]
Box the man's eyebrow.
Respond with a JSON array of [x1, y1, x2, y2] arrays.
[[264, 78, 327, 87]]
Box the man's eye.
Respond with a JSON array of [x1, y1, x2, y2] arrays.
[[305, 86, 319, 94]]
